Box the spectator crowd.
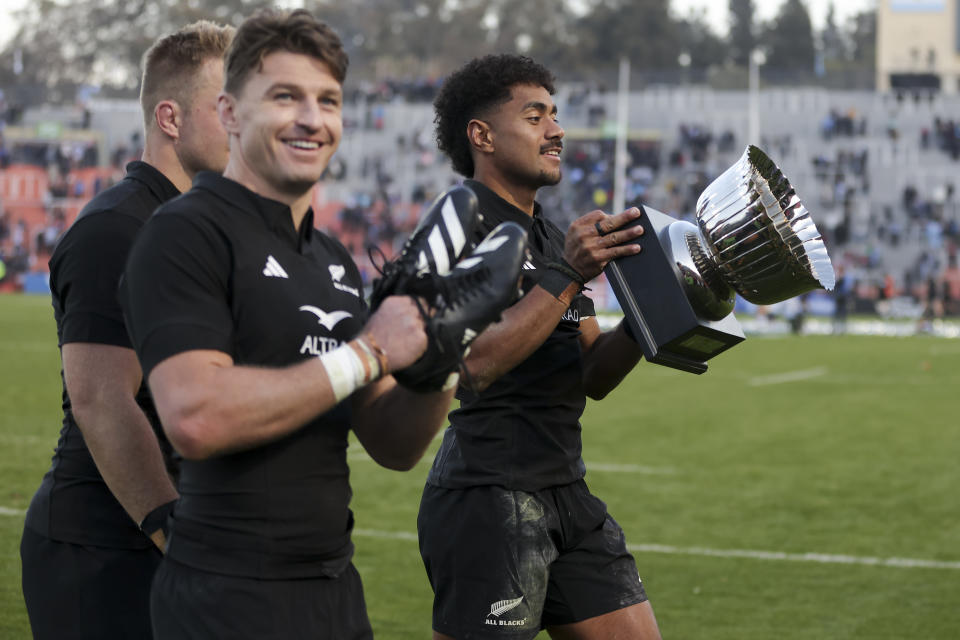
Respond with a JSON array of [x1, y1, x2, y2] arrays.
[[3, 89, 960, 323]]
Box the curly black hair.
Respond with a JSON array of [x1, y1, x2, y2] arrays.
[[434, 54, 555, 178]]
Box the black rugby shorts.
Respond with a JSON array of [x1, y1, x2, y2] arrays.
[[150, 557, 373, 640], [20, 526, 161, 640], [418, 479, 647, 639]]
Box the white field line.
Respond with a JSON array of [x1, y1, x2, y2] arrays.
[[354, 528, 960, 571], [356, 528, 419, 542], [4, 510, 951, 571], [0, 341, 56, 353], [748, 367, 828, 387], [346, 450, 674, 475], [0, 434, 49, 444], [587, 463, 677, 475], [625, 543, 960, 570], [928, 344, 960, 355]]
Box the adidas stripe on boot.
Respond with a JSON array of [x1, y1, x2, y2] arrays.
[[369, 185, 480, 312], [394, 221, 529, 393]]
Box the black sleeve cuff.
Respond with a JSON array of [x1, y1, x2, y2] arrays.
[[140, 499, 176, 537], [539, 260, 585, 299]]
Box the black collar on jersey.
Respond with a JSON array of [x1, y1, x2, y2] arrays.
[[193, 171, 315, 251], [124, 161, 180, 203], [463, 179, 545, 233], [464, 179, 562, 257]]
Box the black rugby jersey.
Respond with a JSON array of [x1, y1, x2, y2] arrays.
[[426, 180, 595, 492], [25, 161, 179, 549], [121, 172, 368, 579]]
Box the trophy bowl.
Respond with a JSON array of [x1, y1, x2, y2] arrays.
[[604, 145, 836, 373]]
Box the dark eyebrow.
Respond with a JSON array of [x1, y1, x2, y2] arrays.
[[265, 83, 342, 101], [319, 86, 343, 99], [521, 101, 557, 116], [266, 82, 301, 94]]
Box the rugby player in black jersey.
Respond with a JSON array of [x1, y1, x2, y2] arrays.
[[20, 22, 234, 639], [418, 54, 664, 639], [120, 10, 518, 639]]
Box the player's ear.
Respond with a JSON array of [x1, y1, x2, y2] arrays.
[[154, 100, 181, 141], [218, 92, 240, 135], [467, 119, 494, 154]]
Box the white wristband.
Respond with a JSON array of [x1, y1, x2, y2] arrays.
[[320, 343, 367, 402]]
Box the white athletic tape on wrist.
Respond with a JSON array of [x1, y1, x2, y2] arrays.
[[320, 343, 368, 402], [353, 338, 383, 382], [441, 372, 460, 392]]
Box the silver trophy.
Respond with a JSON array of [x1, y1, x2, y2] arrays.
[[605, 145, 836, 373]]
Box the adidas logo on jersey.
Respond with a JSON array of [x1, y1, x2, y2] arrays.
[[522, 260, 536, 271], [263, 255, 288, 278]]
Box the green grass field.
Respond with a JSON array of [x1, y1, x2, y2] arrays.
[[2, 293, 959, 638]]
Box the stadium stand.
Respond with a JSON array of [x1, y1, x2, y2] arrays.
[[2, 85, 958, 322]]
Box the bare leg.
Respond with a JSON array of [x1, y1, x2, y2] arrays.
[[546, 601, 662, 640]]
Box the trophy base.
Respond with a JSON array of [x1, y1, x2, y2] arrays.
[[604, 206, 746, 374]]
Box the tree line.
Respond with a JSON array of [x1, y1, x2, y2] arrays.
[[0, 0, 876, 104]]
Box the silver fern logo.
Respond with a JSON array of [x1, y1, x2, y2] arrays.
[[488, 596, 523, 617], [484, 596, 527, 627]]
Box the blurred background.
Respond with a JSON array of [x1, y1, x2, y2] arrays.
[[2, 4, 959, 638], [0, 0, 958, 336]]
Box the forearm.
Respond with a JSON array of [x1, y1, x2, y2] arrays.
[[150, 297, 434, 461], [73, 399, 178, 526], [461, 205, 644, 392], [63, 343, 177, 549], [351, 377, 455, 470], [149, 352, 341, 460], [581, 320, 644, 399], [464, 283, 576, 391]]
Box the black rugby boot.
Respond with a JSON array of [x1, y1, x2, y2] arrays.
[[369, 185, 480, 311], [394, 221, 529, 393]]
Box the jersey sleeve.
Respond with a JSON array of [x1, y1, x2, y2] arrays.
[[51, 212, 144, 347], [120, 211, 235, 378]]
